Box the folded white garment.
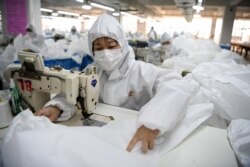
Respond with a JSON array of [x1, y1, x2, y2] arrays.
[[2, 102, 212, 167], [2, 110, 156, 167], [228, 119, 250, 167]]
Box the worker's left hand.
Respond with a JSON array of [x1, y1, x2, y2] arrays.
[[126, 125, 159, 153], [35, 106, 61, 122]]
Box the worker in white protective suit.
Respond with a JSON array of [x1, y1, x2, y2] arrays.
[[23, 24, 46, 52], [35, 14, 201, 153], [173, 31, 179, 38], [160, 32, 188, 60], [147, 27, 157, 40], [66, 26, 82, 42], [147, 27, 158, 48]]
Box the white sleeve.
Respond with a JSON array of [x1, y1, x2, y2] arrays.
[[31, 35, 45, 44], [138, 70, 199, 135], [43, 94, 75, 121]]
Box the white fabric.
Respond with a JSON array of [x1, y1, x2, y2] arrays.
[[192, 62, 250, 128], [2, 102, 212, 167], [228, 119, 250, 167], [162, 35, 248, 73]]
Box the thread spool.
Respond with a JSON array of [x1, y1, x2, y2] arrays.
[[0, 98, 13, 128]]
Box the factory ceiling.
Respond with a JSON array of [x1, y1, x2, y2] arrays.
[[41, 0, 250, 20]]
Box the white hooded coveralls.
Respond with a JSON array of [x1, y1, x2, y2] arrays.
[[23, 24, 45, 48], [160, 32, 188, 59], [47, 14, 200, 134]]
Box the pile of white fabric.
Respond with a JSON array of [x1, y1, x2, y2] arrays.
[[162, 35, 248, 73], [44, 33, 90, 61], [1, 104, 212, 167]]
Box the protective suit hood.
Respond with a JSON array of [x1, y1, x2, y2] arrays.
[[71, 26, 77, 33], [25, 24, 36, 35], [160, 32, 172, 44], [88, 14, 131, 80]]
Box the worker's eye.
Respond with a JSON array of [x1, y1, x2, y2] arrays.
[[108, 41, 119, 49], [93, 47, 103, 51]]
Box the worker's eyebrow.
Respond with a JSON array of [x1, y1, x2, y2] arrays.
[[107, 38, 117, 42], [94, 42, 101, 46], [108, 41, 118, 44]]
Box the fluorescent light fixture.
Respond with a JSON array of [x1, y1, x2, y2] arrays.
[[82, 4, 92, 10], [120, 11, 133, 17], [112, 12, 120, 16], [52, 12, 59, 16], [121, 12, 139, 18], [90, 2, 115, 11], [75, 0, 84, 2], [40, 8, 53, 13], [193, 5, 204, 11], [58, 11, 80, 16], [193, 1, 204, 11]]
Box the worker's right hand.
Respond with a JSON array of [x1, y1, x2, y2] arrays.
[[35, 106, 61, 122]]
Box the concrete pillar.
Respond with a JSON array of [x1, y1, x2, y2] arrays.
[[80, 21, 85, 33], [1, 0, 42, 37], [209, 17, 217, 40], [137, 20, 146, 35], [220, 5, 236, 44], [1, 0, 29, 38], [27, 0, 42, 34]]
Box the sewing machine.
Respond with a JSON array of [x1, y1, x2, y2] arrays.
[[9, 51, 100, 119]]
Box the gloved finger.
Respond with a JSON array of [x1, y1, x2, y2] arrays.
[[127, 135, 139, 152], [148, 140, 154, 150], [48, 112, 60, 122], [34, 110, 45, 116], [142, 139, 148, 153]]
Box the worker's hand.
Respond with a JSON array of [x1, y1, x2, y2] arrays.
[[35, 106, 61, 122], [127, 125, 159, 153]]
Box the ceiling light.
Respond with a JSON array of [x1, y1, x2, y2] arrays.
[[193, 1, 204, 12], [90, 2, 115, 11], [52, 12, 58, 17], [120, 11, 133, 17], [75, 0, 84, 2], [193, 5, 204, 11], [82, 4, 92, 10], [112, 12, 120, 16], [121, 12, 139, 18], [58, 11, 80, 17], [40, 8, 53, 13]]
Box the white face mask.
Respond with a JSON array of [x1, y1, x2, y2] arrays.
[[162, 44, 172, 52], [27, 32, 35, 37], [94, 48, 123, 71]]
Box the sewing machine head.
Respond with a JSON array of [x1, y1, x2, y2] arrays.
[[10, 51, 99, 118]]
